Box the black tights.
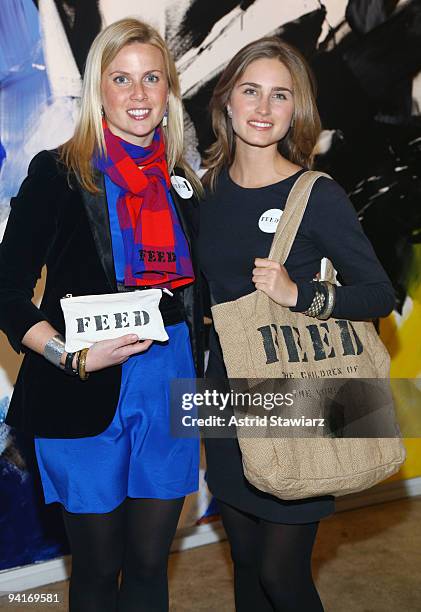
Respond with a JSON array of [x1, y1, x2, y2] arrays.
[[218, 500, 324, 612], [62, 497, 184, 612]]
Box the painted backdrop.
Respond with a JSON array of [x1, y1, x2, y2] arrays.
[[1, 0, 420, 572]]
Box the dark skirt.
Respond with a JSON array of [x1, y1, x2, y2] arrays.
[[205, 349, 335, 524]]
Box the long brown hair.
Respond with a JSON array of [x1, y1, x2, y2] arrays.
[[60, 18, 202, 196], [203, 37, 321, 190]]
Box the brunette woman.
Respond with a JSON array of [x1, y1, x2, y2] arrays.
[[0, 18, 203, 612], [198, 37, 394, 612]]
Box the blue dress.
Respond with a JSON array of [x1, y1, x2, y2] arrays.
[[35, 165, 199, 514]]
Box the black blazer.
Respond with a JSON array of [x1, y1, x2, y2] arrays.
[[0, 150, 204, 438]]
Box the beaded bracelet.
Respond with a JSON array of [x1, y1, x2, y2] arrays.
[[303, 282, 326, 317], [317, 281, 336, 320]]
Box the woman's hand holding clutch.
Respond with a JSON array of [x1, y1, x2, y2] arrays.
[[85, 335, 153, 372]]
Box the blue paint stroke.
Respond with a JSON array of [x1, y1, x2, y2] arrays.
[[0, 396, 11, 455], [0, 0, 51, 212], [0, 395, 9, 421], [0, 3, 73, 561], [0, 431, 69, 571], [200, 496, 220, 521], [0, 455, 69, 571], [0, 139, 5, 172], [0, 397, 68, 571]]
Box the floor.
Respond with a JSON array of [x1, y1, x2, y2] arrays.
[[1, 497, 420, 611]]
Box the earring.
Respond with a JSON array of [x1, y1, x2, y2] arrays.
[[162, 109, 168, 127], [101, 106, 104, 117], [227, 108, 233, 118]]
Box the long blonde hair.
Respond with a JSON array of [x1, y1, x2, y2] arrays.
[[60, 18, 202, 196], [203, 37, 321, 190]]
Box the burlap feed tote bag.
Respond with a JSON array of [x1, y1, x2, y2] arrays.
[[211, 171, 405, 500]]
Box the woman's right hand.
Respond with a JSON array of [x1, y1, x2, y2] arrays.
[[84, 335, 153, 372]]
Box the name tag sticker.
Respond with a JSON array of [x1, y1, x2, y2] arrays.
[[258, 209, 283, 233], [171, 175, 194, 199]]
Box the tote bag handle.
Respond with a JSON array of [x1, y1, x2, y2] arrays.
[[267, 170, 336, 283]]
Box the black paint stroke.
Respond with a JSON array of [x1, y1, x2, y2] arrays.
[[167, 0, 257, 60], [346, 0, 399, 34], [343, 0, 421, 103], [52, 0, 101, 75], [314, 1, 421, 310], [271, 6, 326, 61]]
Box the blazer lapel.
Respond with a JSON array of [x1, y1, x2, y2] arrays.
[[169, 170, 198, 251], [170, 189, 191, 251], [80, 171, 117, 291]]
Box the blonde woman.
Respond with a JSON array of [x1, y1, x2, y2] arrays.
[[0, 18, 203, 612], [199, 37, 394, 611]]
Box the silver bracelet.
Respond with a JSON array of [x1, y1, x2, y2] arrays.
[[303, 283, 326, 317], [44, 334, 65, 368], [317, 282, 336, 320]]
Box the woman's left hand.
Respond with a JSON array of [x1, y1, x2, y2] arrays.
[[252, 258, 298, 307]]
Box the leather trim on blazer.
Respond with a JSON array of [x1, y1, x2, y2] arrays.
[[80, 171, 117, 292]]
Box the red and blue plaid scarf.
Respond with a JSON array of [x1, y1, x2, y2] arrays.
[[95, 122, 194, 289]]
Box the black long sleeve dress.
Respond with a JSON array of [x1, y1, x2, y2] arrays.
[[197, 167, 395, 523]]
